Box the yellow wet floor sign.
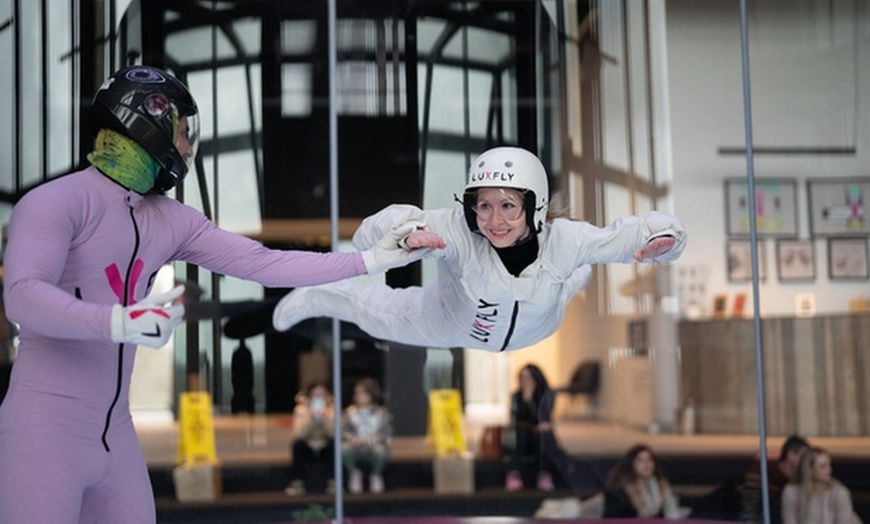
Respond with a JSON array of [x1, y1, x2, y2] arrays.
[[428, 389, 467, 456], [176, 391, 218, 465]]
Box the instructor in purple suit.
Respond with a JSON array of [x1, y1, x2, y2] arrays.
[[0, 65, 434, 524]]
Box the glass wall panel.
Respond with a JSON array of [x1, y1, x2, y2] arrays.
[[167, 26, 236, 64], [441, 26, 512, 64], [191, 66, 257, 140], [17, 0, 42, 189], [748, 0, 858, 151], [604, 182, 635, 316], [46, 0, 74, 176], [598, 0, 630, 173], [425, 66, 473, 134], [625, 0, 652, 182], [201, 151, 262, 234], [5, 0, 866, 522], [281, 20, 317, 54], [499, 67, 518, 144], [281, 63, 313, 116], [666, 3, 870, 524], [751, 0, 870, 450]]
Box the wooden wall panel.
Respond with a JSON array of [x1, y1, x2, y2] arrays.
[[679, 314, 870, 436]]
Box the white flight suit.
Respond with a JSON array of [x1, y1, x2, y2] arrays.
[[277, 204, 687, 352]]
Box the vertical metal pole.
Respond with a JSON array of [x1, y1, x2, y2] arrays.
[[108, 0, 116, 69], [738, 1, 770, 523], [70, 0, 77, 168], [210, 1, 223, 408], [41, 0, 47, 180], [13, 0, 20, 192], [327, 0, 344, 521], [461, 1, 469, 161]]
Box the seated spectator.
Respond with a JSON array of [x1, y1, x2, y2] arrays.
[[284, 381, 336, 496], [602, 443, 691, 519], [534, 442, 690, 519], [741, 434, 810, 523], [341, 377, 393, 494], [781, 447, 862, 524], [505, 364, 557, 492]]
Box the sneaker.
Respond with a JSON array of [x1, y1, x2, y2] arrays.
[[537, 471, 554, 492], [369, 474, 384, 494], [348, 469, 363, 494], [283, 480, 306, 496], [505, 470, 523, 492]]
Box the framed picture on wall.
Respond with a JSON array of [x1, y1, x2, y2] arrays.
[[727, 240, 767, 282], [776, 239, 815, 282], [731, 293, 748, 317], [828, 238, 869, 280], [711, 294, 728, 318], [807, 178, 870, 236], [725, 178, 799, 237]]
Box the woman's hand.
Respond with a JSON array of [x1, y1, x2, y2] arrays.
[[404, 229, 446, 250], [633, 235, 675, 262]]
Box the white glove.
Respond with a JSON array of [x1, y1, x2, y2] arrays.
[[110, 285, 186, 348], [360, 223, 432, 275], [640, 211, 687, 263]]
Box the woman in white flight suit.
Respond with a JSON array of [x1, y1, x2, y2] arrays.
[[273, 146, 686, 352]]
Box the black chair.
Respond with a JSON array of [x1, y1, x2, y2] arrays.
[[554, 360, 600, 419]]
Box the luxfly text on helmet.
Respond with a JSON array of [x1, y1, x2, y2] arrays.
[[468, 171, 518, 184]]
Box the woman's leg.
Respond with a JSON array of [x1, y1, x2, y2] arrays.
[[289, 439, 314, 481], [366, 446, 390, 475], [79, 424, 155, 524], [273, 281, 454, 348], [513, 427, 534, 472], [342, 444, 360, 472]]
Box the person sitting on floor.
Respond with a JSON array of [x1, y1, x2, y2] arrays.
[[534, 443, 690, 520], [284, 381, 336, 496], [781, 447, 862, 524], [341, 377, 393, 494], [602, 443, 691, 519], [741, 434, 810, 523]]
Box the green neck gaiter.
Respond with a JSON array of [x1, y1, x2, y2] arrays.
[[87, 128, 160, 194]]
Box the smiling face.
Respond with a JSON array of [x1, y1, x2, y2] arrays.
[[472, 187, 530, 248]]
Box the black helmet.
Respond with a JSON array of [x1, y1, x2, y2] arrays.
[[88, 65, 200, 192]]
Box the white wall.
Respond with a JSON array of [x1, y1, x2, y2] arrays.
[[666, 0, 870, 317]]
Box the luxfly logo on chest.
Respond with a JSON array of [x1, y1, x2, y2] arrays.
[[469, 298, 499, 343]]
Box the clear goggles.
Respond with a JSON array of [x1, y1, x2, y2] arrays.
[[468, 189, 526, 221]]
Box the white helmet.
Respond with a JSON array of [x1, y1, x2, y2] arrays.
[[462, 146, 549, 233]]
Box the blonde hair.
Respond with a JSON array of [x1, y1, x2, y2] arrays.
[[546, 206, 572, 221], [792, 447, 831, 521]]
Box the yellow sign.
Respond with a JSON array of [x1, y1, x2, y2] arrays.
[[176, 391, 218, 465], [427, 389, 467, 456]]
